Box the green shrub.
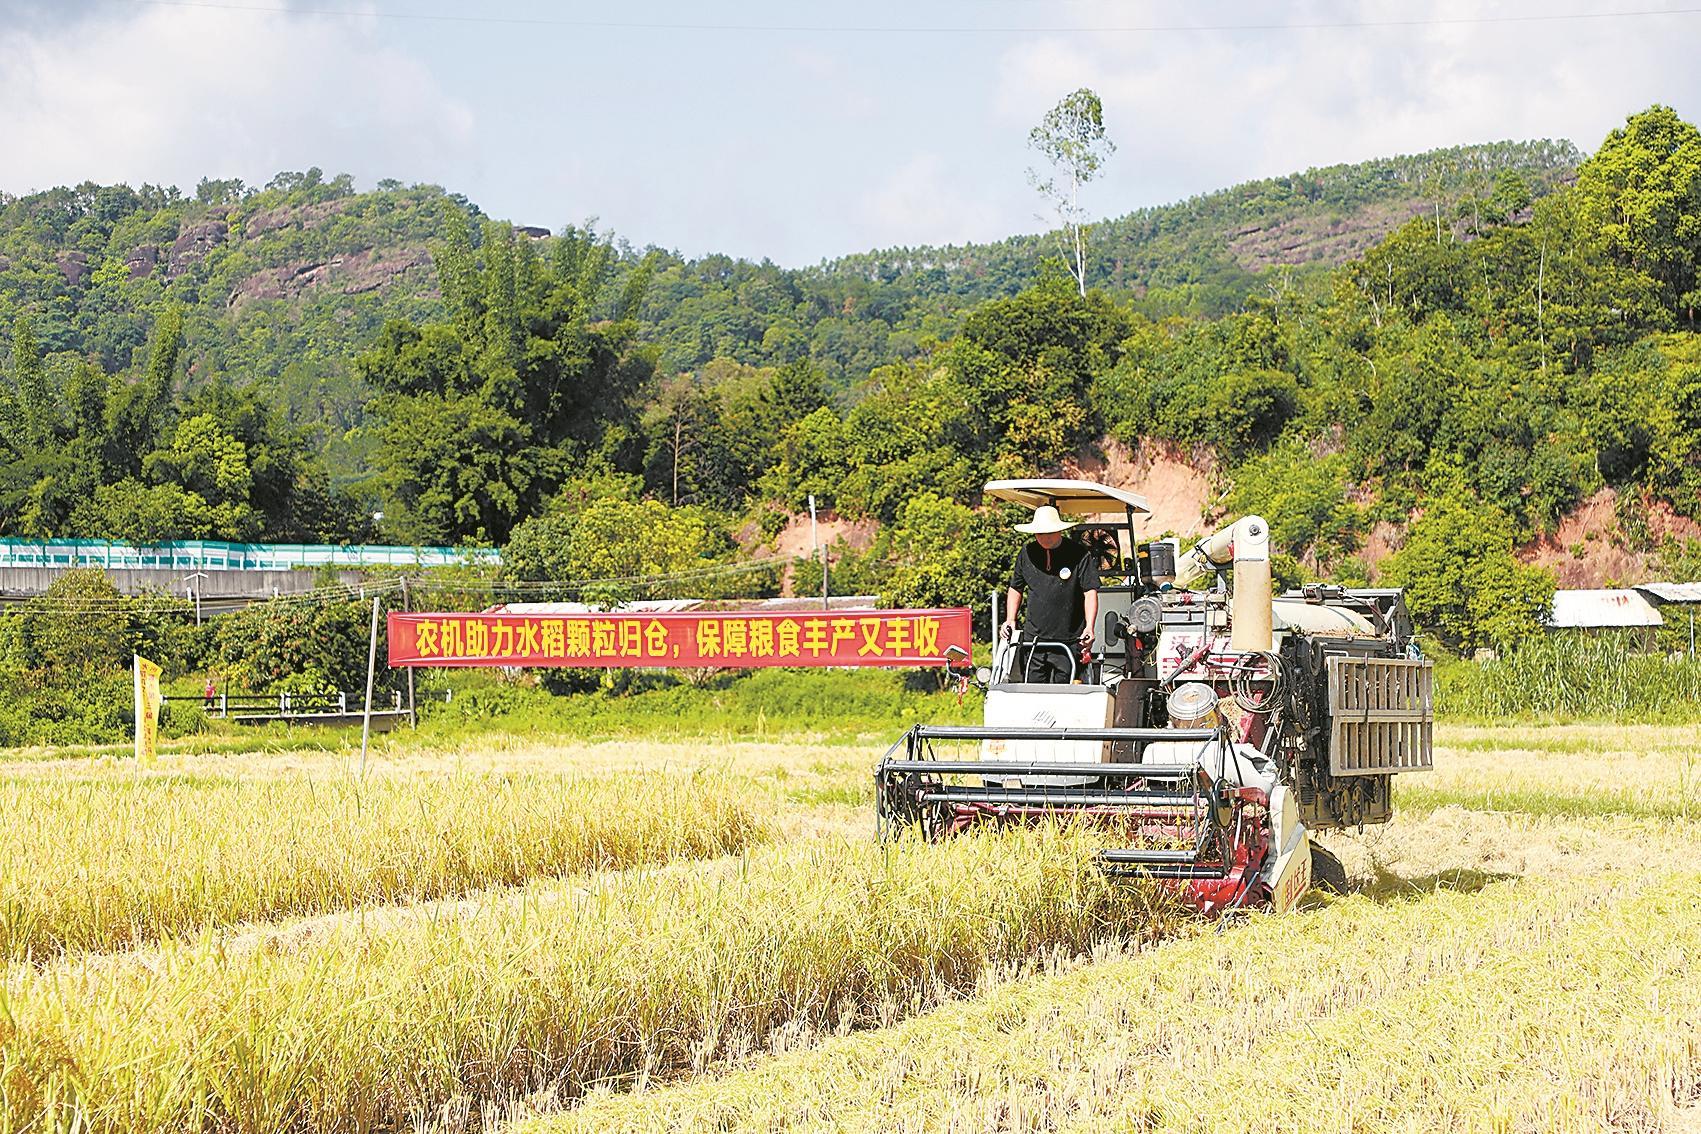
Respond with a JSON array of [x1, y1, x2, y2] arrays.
[[0, 571, 207, 746], [1226, 439, 1364, 567], [217, 595, 393, 694], [1382, 486, 1554, 653]]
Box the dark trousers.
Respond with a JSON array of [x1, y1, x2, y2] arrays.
[[1017, 642, 1079, 684]]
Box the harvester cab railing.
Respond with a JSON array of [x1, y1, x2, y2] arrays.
[[993, 635, 1084, 685]]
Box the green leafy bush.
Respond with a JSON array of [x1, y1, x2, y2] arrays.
[[1225, 440, 1364, 567], [1382, 487, 1555, 653], [217, 595, 392, 694], [0, 570, 204, 745]]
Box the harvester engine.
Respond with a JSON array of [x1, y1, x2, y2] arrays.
[[875, 479, 1434, 915]]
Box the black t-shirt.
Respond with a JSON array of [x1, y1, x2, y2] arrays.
[[1009, 537, 1101, 641]]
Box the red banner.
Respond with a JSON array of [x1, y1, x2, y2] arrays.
[[387, 609, 972, 668]]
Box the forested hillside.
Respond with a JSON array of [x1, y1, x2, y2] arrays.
[[0, 137, 1575, 539], [625, 139, 1578, 382], [6, 109, 1701, 654]]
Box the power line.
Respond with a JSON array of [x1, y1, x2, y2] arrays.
[[119, 0, 1701, 34]]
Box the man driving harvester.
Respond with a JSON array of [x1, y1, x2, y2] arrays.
[[999, 504, 1101, 683]]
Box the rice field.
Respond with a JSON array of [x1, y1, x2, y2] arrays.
[[0, 721, 1696, 1132], [0, 768, 764, 960]]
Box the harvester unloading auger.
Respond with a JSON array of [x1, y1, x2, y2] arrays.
[[875, 479, 1434, 915]]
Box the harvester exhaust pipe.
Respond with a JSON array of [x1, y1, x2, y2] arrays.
[[1229, 516, 1273, 652], [1174, 515, 1274, 653]]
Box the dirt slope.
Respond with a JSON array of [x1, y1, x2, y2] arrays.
[[1063, 437, 1218, 540], [1520, 488, 1701, 587]]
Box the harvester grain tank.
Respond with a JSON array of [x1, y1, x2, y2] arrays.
[[875, 479, 1434, 914]]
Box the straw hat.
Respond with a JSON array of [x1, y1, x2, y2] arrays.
[[1013, 505, 1077, 535]]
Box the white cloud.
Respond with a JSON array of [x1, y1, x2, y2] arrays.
[[0, 5, 474, 195], [994, 1, 1701, 215], [782, 45, 880, 121], [860, 153, 1007, 249]]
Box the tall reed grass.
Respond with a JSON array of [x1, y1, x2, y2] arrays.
[[538, 869, 1701, 1133], [0, 769, 762, 960], [0, 829, 1169, 1133], [1437, 632, 1701, 720]]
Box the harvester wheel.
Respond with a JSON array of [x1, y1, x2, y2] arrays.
[[1309, 844, 1349, 895]]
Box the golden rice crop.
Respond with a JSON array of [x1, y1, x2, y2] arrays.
[[0, 828, 1171, 1134], [537, 866, 1701, 1133], [6, 724, 1697, 1134], [0, 768, 763, 960], [0, 736, 867, 783]]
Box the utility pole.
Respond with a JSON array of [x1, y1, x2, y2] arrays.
[[184, 571, 208, 626], [808, 495, 828, 610]]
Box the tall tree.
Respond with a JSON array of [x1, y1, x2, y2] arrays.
[[8, 317, 50, 446], [1027, 88, 1116, 298], [1382, 486, 1554, 654], [361, 228, 649, 543], [102, 305, 183, 478], [1573, 104, 1701, 324]]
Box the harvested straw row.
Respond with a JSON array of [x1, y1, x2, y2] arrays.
[[0, 769, 763, 960], [538, 869, 1701, 1133], [0, 830, 1170, 1134]]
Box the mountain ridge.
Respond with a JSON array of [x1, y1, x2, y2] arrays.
[[0, 136, 1581, 396]]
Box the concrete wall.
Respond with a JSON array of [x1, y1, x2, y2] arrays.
[[0, 566, 371, 600]]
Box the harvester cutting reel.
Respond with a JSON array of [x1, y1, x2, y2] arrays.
[[874, 724, 1313, 916]]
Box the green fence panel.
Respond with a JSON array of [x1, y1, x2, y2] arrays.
[[0, 539, 499, 571]]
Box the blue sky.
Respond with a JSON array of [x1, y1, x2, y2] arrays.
[[1, 1, 1698, 265]]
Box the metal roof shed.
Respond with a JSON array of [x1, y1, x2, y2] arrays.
[[1634, 582, 1701, 604], [1632, 582, 1701, 653], [1548, 589, 1664, 629]]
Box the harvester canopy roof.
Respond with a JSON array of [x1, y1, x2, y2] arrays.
[[982, 479, 1152, 517]]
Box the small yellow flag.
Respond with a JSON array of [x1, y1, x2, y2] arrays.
[[133, 654, 163, 769]]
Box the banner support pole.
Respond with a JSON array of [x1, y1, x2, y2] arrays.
[[401, 576, 416, 726]]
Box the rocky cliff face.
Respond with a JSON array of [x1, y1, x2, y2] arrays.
[[228, 247, 433, 310], [168, 219, 227, 277]]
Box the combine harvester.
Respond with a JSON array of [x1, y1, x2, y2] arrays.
[[876, 479, 1434, 915]]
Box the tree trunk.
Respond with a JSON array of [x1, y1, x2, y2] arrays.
[[671, 416, 683, 506], [1072, 173, 1086, 297], [1536, 235, 1548, 376]]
